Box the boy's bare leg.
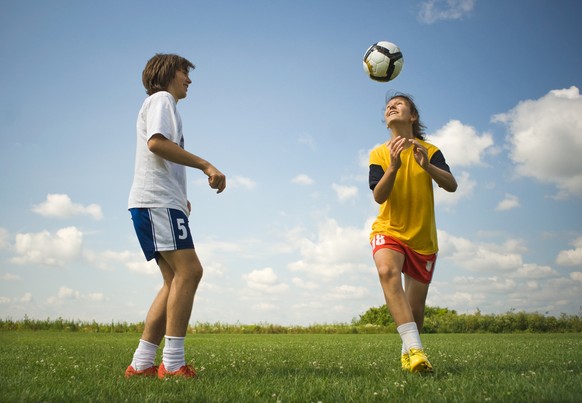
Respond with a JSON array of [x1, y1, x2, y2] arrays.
[[158, 248, 203, 336], [140, 257, 175, 345], [126, 258, 175, 376]]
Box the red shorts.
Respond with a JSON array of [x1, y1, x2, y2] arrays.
[[371, 234, 437, 284]]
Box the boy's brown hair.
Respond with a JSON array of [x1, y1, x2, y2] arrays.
[[142, 53, 195, 96]]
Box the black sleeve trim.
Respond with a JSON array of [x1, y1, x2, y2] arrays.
[[430, 150, 451, 173], [369, 164, 384, 190]]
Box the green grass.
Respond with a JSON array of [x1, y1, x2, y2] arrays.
[[1, 332, 580, 402]]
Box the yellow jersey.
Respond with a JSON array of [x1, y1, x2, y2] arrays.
[[369, 139, 448, 255]]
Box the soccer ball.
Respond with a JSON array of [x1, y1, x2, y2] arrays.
[[363, 41, 404, 82]]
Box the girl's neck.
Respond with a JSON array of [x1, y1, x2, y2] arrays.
[[389, 123, 414, 140]]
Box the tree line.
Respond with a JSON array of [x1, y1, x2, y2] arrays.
[[1, 306, 580, 333], [354, 305, 582, 333]]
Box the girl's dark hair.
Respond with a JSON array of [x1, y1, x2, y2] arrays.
[[385, 92, 426, 140], [142, 53, 195, 96]]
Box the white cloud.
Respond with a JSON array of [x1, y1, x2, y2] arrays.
[[32, 194, 103, 220], [245, 267, 278, 284], [435, 291, 483, 310], [418, 0, 475, 24], [229, 175, 257, 190], [57, 286, 80, 299], [326, 285, 370, 300], [252, 302, 277, 311], [0, 273, 20, 281], [431, 230, 582, 315], [556, 236, 582, 266], [292, 277, 320, 290], [451, 276, 510, 293], [433, 272, 557, 313], [20, 292, 32, 302], [196, 239, 248, 260], [515, 264, 558, 279], [291, 174, 314, 186], [288, 219, 372, 280], [332, 183, 358, 202], [47, 286, 104, 304], [493, 86, 582, 198], [12, 227, 83, 266], [434, 170, 475, 207], [85, 292, 105, 301], [243, 267, 289, 294], [428, 120, 495, 167], [125, 257, 159, 277], [84, 249, 159, 276], [438, 230, 524, 272], [496, 193, 520, 211]]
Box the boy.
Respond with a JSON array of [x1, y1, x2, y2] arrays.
[[125, 53, 226, 379]]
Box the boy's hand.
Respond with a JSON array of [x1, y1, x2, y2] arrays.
[[205, 167, 226, 193]]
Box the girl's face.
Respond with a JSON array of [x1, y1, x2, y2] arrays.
[[167, 69, 192, 101], [385, 97, 416, 127]]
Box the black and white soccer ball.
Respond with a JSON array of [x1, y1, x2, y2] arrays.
[[363, 41, 404, 82]]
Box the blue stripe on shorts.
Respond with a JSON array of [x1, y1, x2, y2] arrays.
[[130, 208, 194, 261]]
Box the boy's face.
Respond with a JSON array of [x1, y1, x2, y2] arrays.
[[167, 69, 191, 101]]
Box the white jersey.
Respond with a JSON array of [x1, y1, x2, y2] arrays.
[[128, 91, 188, 214]]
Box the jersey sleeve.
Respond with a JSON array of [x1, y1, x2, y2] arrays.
[[429, 150, 451, 173], [369, 165, 384, 190], [368, 147, 386, 190], [146, 94, 177, 142]]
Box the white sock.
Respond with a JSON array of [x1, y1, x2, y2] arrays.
[[397, 322, 423, 352], [162, 336, 186, 372], [130, 339, 158, 371]]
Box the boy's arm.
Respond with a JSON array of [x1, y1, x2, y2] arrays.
[[148, 134, 226, 193]]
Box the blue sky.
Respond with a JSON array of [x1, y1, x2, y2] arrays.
[[1, 0, 581, 325]]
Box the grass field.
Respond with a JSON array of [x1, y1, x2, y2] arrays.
[[1, 331, 580, 402]]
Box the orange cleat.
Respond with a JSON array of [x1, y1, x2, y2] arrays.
[[125, 365, 159, 378], [157, 363, 197, 379]]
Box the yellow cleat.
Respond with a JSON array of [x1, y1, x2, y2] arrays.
[[408, 348, 433, 373], [401, 352, 411, 371]]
